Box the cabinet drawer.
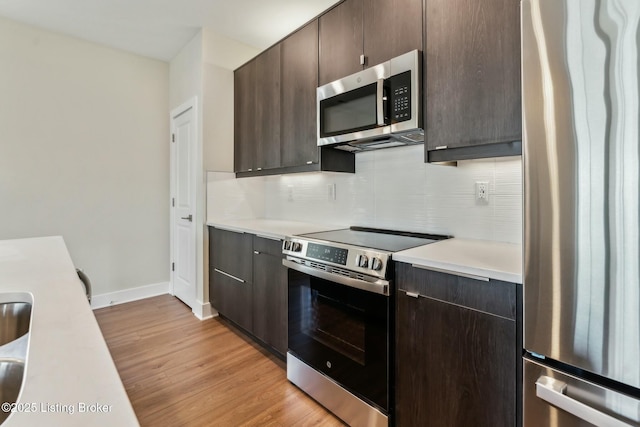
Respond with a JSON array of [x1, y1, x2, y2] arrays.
[[395, 262, 517, 320], [210, 227, 253, 282], [211, 268, 252, 332], [253, 235, 282, 257]]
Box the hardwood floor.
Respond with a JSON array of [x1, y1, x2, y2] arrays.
[[95, 295, 344, 427]]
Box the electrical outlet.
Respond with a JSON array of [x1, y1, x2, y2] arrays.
[[475, 181, 489, 204], [287, 185, 294, 202]]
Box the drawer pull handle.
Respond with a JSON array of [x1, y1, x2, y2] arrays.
[[213, 226, 245, 234], [213, 268, 245, 283], [410, 264, 490, 282], [256, 234, 281, 241], [405, 292, 419, 298]]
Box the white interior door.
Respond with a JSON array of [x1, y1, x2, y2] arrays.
[[171, 106, 196, 308]]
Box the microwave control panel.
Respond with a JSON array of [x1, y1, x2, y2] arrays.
[[390, 71, 412, 123]]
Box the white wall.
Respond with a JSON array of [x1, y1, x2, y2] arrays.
[[169, 31, 203, 111], [0, 16, 170, 296], [201, 28, 259, 70], [169, 29, 258, 315], [208, 146, 522, 244], [202, 28, 259, 173], [202, 63, 234, 172], [264, 146, 522, 243], [206, 172, 266, 220]]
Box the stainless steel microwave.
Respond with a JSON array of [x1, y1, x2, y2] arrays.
[[317, 50, 423, 152]]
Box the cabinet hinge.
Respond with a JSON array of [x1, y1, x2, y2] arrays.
[[171, 262, 175, 272], [172, 198, 175, 207], [172, 134, 175, 143]]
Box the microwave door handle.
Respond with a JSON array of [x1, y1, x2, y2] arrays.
[[377, 78, 385, 126]]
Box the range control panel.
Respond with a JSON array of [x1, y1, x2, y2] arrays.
[[282, 238, 391, 279]]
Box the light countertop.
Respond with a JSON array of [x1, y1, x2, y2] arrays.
[[208, 220, 522, 283], [206, 218, 343, 240], [393, 238, 522, 284], [0, 236, 138, 426]]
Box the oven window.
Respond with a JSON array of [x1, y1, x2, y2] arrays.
[[306, 291, 365, 365]]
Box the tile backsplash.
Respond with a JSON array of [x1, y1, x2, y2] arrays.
[[208, 145, 522, 243]]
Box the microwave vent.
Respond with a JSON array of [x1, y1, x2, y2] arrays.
[[399, 132, 424, 143], [334, 145, 360, 152]]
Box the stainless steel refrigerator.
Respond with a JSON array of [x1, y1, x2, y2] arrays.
[[522, 0, 640, 425]]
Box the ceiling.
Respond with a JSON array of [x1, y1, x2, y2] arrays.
[[0, 0, 341, 61]]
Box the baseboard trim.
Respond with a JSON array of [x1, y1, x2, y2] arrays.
[[192, 301, 217, 320], [91, 282, 170, 310]]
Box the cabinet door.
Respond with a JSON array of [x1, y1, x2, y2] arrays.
[[234, 61, 256, 172], [254, 45, 281, 170], [281, 21, 320, 167], [318, 0, 364, 86], [363, 0, 423, 67], [424, 0, 521, 152], [395, 262, 520, 427], [252, 245, 287, 356], [396, 289, 516, 427]]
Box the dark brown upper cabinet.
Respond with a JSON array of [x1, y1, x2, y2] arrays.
[[318, 0, 364, 85], [319, 0, 423, 86], [280, 21, 320, 167], [234, 45, 281, 173], [234, 19, 354, 178], [424, 0, 522, 162], [254, 45, 281, 171], [363, 0, 424, 68], [234, 60, 255, 173]]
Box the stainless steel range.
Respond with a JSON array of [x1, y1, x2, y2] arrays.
[[282, 227, 447, 427]]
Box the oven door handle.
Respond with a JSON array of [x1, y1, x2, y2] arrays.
[[283, 258, 390, 296]]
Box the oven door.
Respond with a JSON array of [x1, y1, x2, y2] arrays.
[[287, 266, 390, 412]]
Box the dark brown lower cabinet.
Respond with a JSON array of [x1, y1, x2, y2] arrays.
[[209, 227, 253, 333], [395, 262, 522, 427], [252, 237, 287, 356], [209, 227, 287, 357], [210, 268, 253, 332]]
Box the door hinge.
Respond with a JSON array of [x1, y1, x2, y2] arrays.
[[171, 262, 175, 271], [172, 133, 175, 143], [172, 197, 175, 207]]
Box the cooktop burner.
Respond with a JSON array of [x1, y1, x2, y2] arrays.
[[298, 227, 447, 252]]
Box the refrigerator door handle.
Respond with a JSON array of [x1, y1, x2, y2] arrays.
[[536, 376, 636, 427]]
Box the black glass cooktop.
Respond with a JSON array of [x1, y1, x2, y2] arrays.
[[298, 227, 448, 252]]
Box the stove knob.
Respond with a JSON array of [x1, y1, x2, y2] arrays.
[[356, 254, 369, 268], [283, 241, 292, 251], [291, 242, 302, 252], [371, 257, 383, 271]]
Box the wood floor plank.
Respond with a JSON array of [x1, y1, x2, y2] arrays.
[[94, 295, 345, 427]]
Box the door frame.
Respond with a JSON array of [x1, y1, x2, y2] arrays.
[[169, 97, 199, 311]]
